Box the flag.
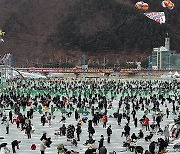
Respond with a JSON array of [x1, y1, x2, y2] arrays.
[[144, 12, 166, 24]]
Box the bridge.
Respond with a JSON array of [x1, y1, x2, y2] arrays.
[[24, 68, 139, 75], [15, 67, 180, 76]]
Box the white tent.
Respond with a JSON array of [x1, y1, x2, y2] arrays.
[[173, 71, 180, 78], [168, 71, 173, 75]]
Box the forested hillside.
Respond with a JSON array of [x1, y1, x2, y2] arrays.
[[0, 0, 179, 66]]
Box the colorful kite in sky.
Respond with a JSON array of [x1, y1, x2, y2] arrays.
[[144, 12, 166, 24], [135, 1, 149, 11], [162, 0, 175, 10]]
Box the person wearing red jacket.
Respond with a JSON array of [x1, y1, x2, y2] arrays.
[[102, 115, 108, 128], [16, 117, 20, 128], [145, 116, 150, 131]]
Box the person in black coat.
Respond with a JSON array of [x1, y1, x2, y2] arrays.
[[84, 136, 95, 145], [131, 133, 138, 142], [46, 137, 52, 147], [93, 114, 98, 126], [76, 124, 82, 141], [26, 125, 32, 139], [41, 115, 46, 126], [134, 117, 138, 127], [88, 120, 93, 128], [107, 125, 112, 143], [20, 116, 26, 130], [9, 111, 13, 123], [60, 124, 66, 136], [11, 140, 21, 153], [30, 107, 34, 119], [40, 133, 47, 141], [75, 110, 79, 121], [166, 108, 169, 118], [117, 113, 122, 125], [132, 109, 136, 120], [98, 135, 104, 150], [149, 141, 156, 154], [99, 146, 107, 154], [124, 124, 130, 138], [138, 130, 144, 139], [88, 126, 95, 137], [156, 115, 161, 128], [158, 138, 168, 154]]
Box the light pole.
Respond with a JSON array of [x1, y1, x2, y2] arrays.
[[147, 56, 151, 81], [82, 55, 86, 80]]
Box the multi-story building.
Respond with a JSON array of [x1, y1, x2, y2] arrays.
[[152, 36, 180, 70]]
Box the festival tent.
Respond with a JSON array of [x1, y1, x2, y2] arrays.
[[168, 71, 173, 75], [172, 71, 180, 78]]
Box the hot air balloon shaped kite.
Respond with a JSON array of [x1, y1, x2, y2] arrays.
[[162, 0, 175, 10], [135, 1, 149, 11]]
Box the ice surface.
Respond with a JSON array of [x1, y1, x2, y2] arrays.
[[0, 100, 179, 154], [0, 80, 179, 154]]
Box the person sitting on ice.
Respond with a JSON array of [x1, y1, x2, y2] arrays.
[[0, 143, 10, 154], [131, 133, 138, 142], [57, 144, 67, 154], [85, 144, 96, 154], [84, 136, 95, 145], [138, 130, 144, 139], [99, 145, 107, 154]]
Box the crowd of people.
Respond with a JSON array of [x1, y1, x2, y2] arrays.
[[0, 78, 179, 154]]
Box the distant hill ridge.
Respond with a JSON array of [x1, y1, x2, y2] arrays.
[[0, 0, 179, 66]]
